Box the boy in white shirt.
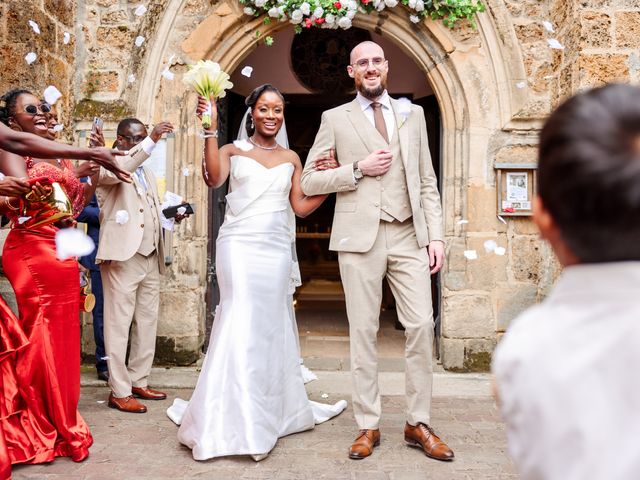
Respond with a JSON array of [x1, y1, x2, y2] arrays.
[[492, 84, 640, 480]]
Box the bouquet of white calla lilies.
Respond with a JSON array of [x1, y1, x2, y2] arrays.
[[183, 60, 234, 129]]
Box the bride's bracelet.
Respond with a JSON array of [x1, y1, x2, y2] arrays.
[[2, 196, 20, 211], [200, 129, 218, 139]]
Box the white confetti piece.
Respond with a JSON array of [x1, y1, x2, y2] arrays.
[[17, 216, 32, 225], [182, 167, 190, 177], [134, 4, 148, 16], [52, 124, 64, 133], [25, 52, 37, 65], [542, 20, 554, 32], [320, 393, 329, 399], [161, 68, 174, 81], [115, 210, 130, 225], [497, 215, 507, 225], [456, 219, 469, 225], [100, 356, 110, 360], [87, 177, 92, 186], [177, 206, 187, 215], [483, 239, 497, 253], [463, 250, 478, 260], [134, 35, 145, 47], [28, 20, 40, 34], [97, 400, 106, 404], [43, 85, 62, 105], [63, 31, 71, 44], [494, 246, 506, 256], [241, 66, 253, 77], [233, 139, 253, 152], [127, 74, 136, 83], [516, 81, 526, 89], [55, 228, 95, 260], [547, 38, 565, 50]]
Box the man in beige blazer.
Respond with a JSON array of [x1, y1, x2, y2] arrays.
[[96, 118, 174, 413], [301, 41, 453, 461]]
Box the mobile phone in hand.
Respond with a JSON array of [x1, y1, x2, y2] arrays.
[[162, 202, 195, 219], [89, 117, 103, 147]]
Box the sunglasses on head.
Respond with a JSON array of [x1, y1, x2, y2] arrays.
[[21, 103, 52, 115]]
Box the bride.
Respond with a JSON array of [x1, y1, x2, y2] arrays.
[[167, 84, 346, 461]]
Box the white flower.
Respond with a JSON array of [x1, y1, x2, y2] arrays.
[[63, 32, 71, 44], [347, 0, 357, 9], [43, 85, 62, 105], [415, 0, 424, 11], [408, 0, 416, 8], [313, 6, 324, 17], [55, 228, 95, 261], [290, 9, 304, 23], [115, 210, 130, 224], [385, 0, 398, 7], [25, 52, 37, 65], [300, 2, 311, 15], [28, 20, 40, 34], [347, 9, 356, 18], [255, 0, 266, 8], [268, 6, 280, 17], [278, 6, 286, 16], [243, 6, 255, 15], [134, 35, 145, 47], [233, 139, 254, 151], [338, 16, 352, 29], [134, 4, 147, 16], [516, 81, 526, 89], [463, 250, 478, 260], [396, 97, 412, 125], [410, 14, 420, 23], [325, 13, 336, 24], [241, 65, 253, 77], [376, 1, 386, 11]]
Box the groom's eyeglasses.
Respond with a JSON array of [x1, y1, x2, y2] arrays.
[[352, 57, 386, 70]]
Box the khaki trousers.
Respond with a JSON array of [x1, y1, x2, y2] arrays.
[[101, 252, 160, 398], [339, 219, 434, 429]]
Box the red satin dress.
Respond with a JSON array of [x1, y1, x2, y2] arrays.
[[0, 158, 92, 477]]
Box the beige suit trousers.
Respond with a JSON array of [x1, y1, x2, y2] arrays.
[[101, 252, 160, 398], [339, 219, 434, 429]]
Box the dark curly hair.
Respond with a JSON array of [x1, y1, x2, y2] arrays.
[[244, 84, 284, 137], [0, 89, 33, 126]]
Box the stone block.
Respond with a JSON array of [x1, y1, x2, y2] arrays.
[[158, 290, 203, 337], [442, 294, 494, 338], [496, 283, 538, 331], [84, 70, 120, 94], [0, 44, 38, 92], [463, 338, 497, 372], [510, 235, 543, 283], [495, 145, 537, 165], [96, 26, 135, 51], [44, 0, 75, 27], [581, 11, 611, 48], [578, 53, 630, 88], [101, 8, 130, 25], [514, 22, 545, 44], [440, 337, 464, 370], [616, 11, 640, 48], [511, 217, 538, 235], [6, 4, 57, 49], [464, 235, 509, 290], [466, 186, 507, 234]]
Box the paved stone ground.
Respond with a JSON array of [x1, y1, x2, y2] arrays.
[[12, 370, 516, 480]]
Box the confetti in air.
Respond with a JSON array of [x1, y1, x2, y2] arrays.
[[177, 206, 187, 216], [134, 4, 148, 16], [516, 81, 526, 89], [182, 167, 190, 177], [128, 74, 136, 83], [87, 177, 92, 186], [52, 124, 64, 133], [456, 219, 469, 225], [542, 20, 554, 32], [547, 38, 565, 50], [43, 85, 62, 105], [134, 36, 145, 47], [17, 216, 32, 225], [233, 139, 254, 152], [115, 210, 130, 225], [55, 228, 95, 260], [494, 247, 506, 256], [63, 32, 71, 44], [497, 215, 507, 225], [28, 20, 40, 34], [25, 52, 37, 65], [240, 66, 253, 78], [321, 393, 329, 399], [463, 250, 478, 260], [483, 240, 497, 253], [161, 68, 174, 81]]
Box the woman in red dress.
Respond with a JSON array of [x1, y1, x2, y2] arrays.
[[0, 89, 96, 472]]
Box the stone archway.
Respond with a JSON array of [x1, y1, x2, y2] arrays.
[[132, 0, 541, 369]]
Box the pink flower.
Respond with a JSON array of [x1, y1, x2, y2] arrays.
[[333, 1, 342, 8]]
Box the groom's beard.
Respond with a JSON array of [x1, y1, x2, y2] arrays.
[[358, 84, 385, 100]]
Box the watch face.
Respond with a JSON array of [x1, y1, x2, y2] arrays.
[[354, 169, 363, 179]]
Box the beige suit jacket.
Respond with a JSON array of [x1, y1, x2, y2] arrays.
[[94, 143, 166, 274], [301, 97, 443, 253]]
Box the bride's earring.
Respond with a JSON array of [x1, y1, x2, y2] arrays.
[[249, 116, 254, 130]]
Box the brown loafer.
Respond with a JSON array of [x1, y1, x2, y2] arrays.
[[131, 386, 167, 400], [404, 422, 454, 461], [348, 429, 380, 459], [108, 393, 147, 413]]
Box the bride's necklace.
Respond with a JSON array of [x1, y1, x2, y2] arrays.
[[249, 137, 278, 151]]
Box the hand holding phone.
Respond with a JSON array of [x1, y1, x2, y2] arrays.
[[89, 117, 104, 147], [162, 202, 195, 219]]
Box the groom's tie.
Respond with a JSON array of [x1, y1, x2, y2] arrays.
[[371, 102, 389, 143]]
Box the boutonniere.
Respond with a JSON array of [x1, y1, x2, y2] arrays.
[[397, 97, 412, 128]]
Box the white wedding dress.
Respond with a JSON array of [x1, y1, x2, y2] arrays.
[[167, 156, 347, 461]]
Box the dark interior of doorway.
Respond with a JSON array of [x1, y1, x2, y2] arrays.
[[205, 91, 442, 355]]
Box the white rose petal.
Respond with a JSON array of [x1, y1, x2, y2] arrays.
[[325, 13, 335, 24], [346, 9, 356, 19], [161, 68, 174, 81], [177, 206, 187, 216], [415, 0, 424, 11], [463, 250, 478, 260], [542, 20, 554, 32], [44, 85, 62, 105], [87, 176, 92, 186], [456, 219, 469, 225], [134, 35, 145, 47], [28, 20, 40, 34], [115, 210, 130, 225], [268, 6, 279, 17], [52, 124, 64, 133], [410, 15, 420, 23], [55, 228, 95, 261], [494, 246, 506, 256], [233, 139, 254, 152], [300, 2, 311, 15], [241, 66, 253, 78], [516, 81, 526, 89], [291, 9, 303, 23], [385, 0, 398, 7], [127, 74, 136, 83], [243, 6, 255, 15], [313, 6, 324, 17], [100, 356, 110, 360], [63, 32, 71, 44], [547, 38, 564, 50], [337, 16, 352, 29], [25, 52, 37, 65], [483, 239, 497, 253], [255, 0, 266, 7], [182, 167, 190, 177], [320, 393, 329, 399], [17, 216, 32, 225], [408, 0, 416, 7], [134, 4, 148, 16]]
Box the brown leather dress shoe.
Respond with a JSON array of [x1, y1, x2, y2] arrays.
[[131, 386, 167, 400], [349, 429, 380, 459], [404, 422, 454, 461], [108, 393, 147, 413]]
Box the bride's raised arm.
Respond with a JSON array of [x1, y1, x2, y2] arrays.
[[198, 95, 231, 188]]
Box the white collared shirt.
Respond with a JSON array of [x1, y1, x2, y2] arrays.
[[356, 91, 395, 142], [492, 262, 640, 480]]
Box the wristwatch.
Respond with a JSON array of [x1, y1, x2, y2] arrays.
[[353, 161, 363, 181]]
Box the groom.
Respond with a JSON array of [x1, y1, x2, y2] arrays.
[[301, 41, 453, 461]]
